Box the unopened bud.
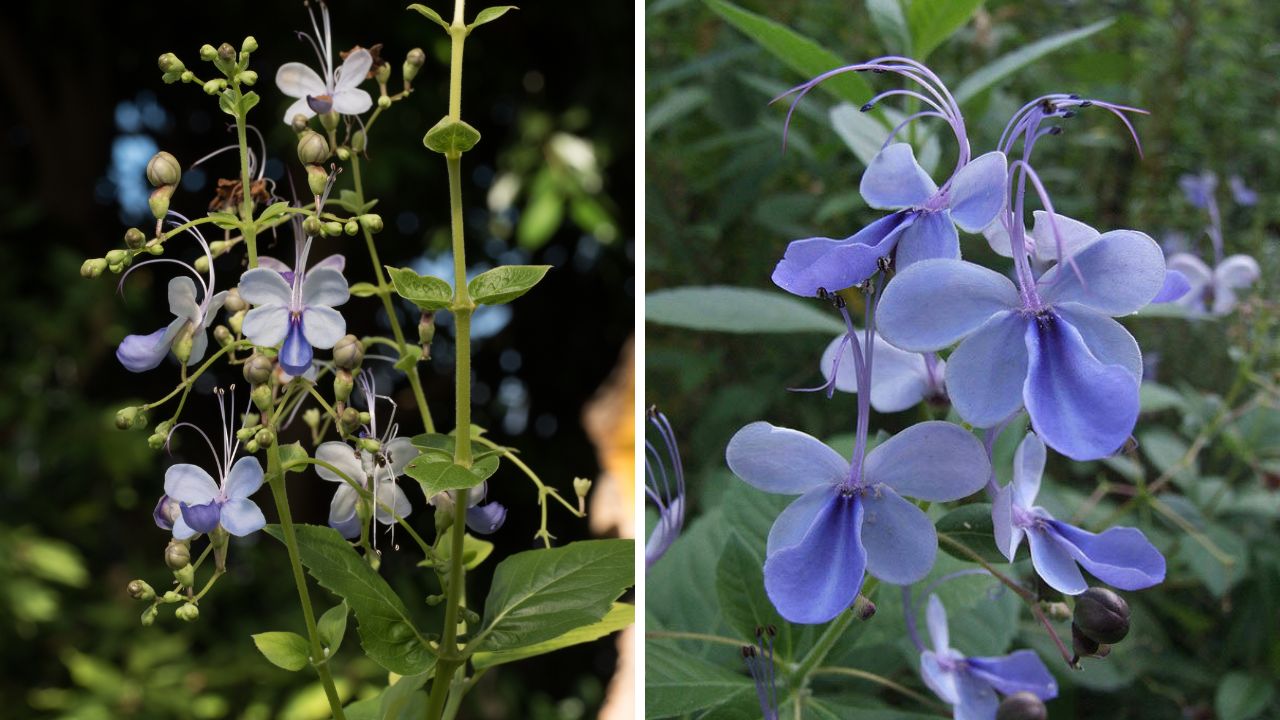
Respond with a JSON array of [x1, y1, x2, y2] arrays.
[[213, 325, 233, 347], [174, 563, 195, 588], [344, 220, 359, 236], [333, 335, 363, 369], [375, 62, 391, 84], [853, 594, 877, 620], [358, 411, 371, 425], [199, 44, 217, 61], [227, 309, 245, 335], [149, 184, 175, 220], [418, 311, 436, 347], [171, 325, 194, 364], [1071, 622, 1104, 662], [239, 70, 258, 86], [358, 213, 383, 233], [340, 407, 361, 433], [319, 110, 339, 132], [81, 258, 107, 278], [1073, 587, 1130, 644], [307, 164, 329, 197], [254, 428, 275, 448], [235, 425, 258, 442], [162, 590, 183, 604], [241, 36, 258, 54], [158, 52, 185, 74], [203, 79, 224, 95], [124, 227, 147, 249], [244, 353, 274, 385], [303, 216, 323, 236], [217, 43, 236, 63], [322, 221, 343, 237], [573, 477, 592, 498], [351, 129, 367, 153], [378, 94, 392, 110], [224, 287, 247, 313], [245, 439, 260, 453], [303, 408, 321, 429], [334, 369, 354, 403], [996, 692, 1048, 720], [358, 438, 381, 454], [297, 130, 330, 164], [291, 114, 310, 132], [128, 579, 156, 601], [176, 603, 200, 622], [116, 406, 144, 430], [336, 147, 351, 162], [251, 383, 273, 413], [404, 48, 426, 83], [141, 605, 159, 626], [146, 151, 182, 187], [165, 541, 191, 570], [106, 248, 131, 266]]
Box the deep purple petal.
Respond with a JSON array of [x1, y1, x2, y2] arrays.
[[860, 486, 937, 585], [893, 210, 960, 269], [1047, 520, 1166, 590], [179, 501, 222, 535], [1152, 269, 1191, 303], [860, 143, 937, 210], [862, 421, 989, 501], [876, 259, 1019, 352], [947, 151, 1007, 232], [967, 650, 1058, 700], [1027, 527, 1087, 595], [466, 502, 507, 534], [727, 422, 847, 495], [1037, 230, 1166, 316], [763, 493, 866, 624], [1023, 313, 1139, 461], [1053, 304, 1142, 382], [771, 212, 914, 296], [279, 315, 314, 376], [945, 311, 1029, 428]]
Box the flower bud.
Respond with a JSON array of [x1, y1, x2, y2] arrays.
[[224, 287, 247, 313], [1070, 621, 1108, 662], [148, 431, 169, 450], [235, 424, 258, 442], [996, 692, 1048, 720], [141, 605, 159, 626], [358, 411, 372, 425], [199, 44, 218, 61], [255, 428, 276, 448], [303, 408, 321, 429], [359, 213, 383, 233], [116, 406, 144, 430], [162, 590, 183, 603], [146, 151, 182, 187], [252, 383, 274, 413], [128, 579, 156, 601], [240, 70, 259, 86], [307, 164, 330, 197], [853, 594, 877, 620], [245, 439, 260, 454], [227, 309, 245, 335], [322, 221, 343, 237], [176, 603, 200, 622], [203, 79, 224, 95], [352, 129, 367, 153], [403, 48, 426, 83], [375, 62, 391, 84], [171, 325, 194, 365], [181, 70, 195, 83], [297, 130, 330, 164], [81, 258, 107, 278], [334, 369, 354, 403], [303, 216, 323, 236], [340, 407, 361, 433], [573, 477, 592, 499], [336, 147, 351, 161], [241, 36, 258, 54], [146, 243, 165, 256], [291, 113, 310, 132], [418, 311, 436, 348], [149, 184, 175, 220], [1073, 587, 1130, 644], [124, 227, 147, 249], [344, 220, 359, 236], [213, 325, 233, 347], [331, 335, 363, 369], [106, 248, 131, 266], [158, 52, 185, 74], [174, 563, 195, 588], [377, 95, 392, 110], [165, 540, 191, 570], [217, 42, 236, 63], [244, 353, 274, 385], [358, 438, 381, 454]]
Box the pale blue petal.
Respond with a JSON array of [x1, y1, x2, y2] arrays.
[[727, 422, 847, 495], [1152, 269, 1191, 303], [167, 276, 201, 321], [771, 212, 914, 296], [172, 514, 198, 540], [982, 217, 1026, 259], [220, 498, 266, 536], [947, 151, 1007, 232], [766, 485, 835, 556], [945, 311, 1029, 428], [314, 254, 347, 272], [861, 486, 937, 585], [1054, 303, 1142, 382], [992, 484, 1023, 562], [822, 332, 936, 412], [1047, 520, 1166, 590], [385, 437, 420, 477], [301, 267, 350, 308], [893, 210, 960, 269], [860, 143, 937, 210], [1037, 230, 1166, 316], [224, 456, 265, 499], [877, 259, 1020, 352], [954, 672, 999, 720], [117, 326, 175, 372], [315, 442, 365, 484], [258, 256, 293, 275], [328, 484, 360, 538], [926, 594, 950, 654], [763, 494, 866, 624], [646, 495, 683, 568], [373, 482, 412, 524], [242, 305, 290, 346], [238, 267, 294, 306], [164, 463, 219, 505], [1024, 313, 1139, 460], [301, 305, 347, 349], [862, 421, 989, 501], [920, 651, 959, 704], [1012, 432, 1045, 508], [968, 650, 1058, 700], [187, 326, 209, 366], [1029, 211, 1100, 264], [1027, 526, 1087, 595]]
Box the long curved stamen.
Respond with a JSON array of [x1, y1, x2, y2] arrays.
[[168, 211, 217, 302], [295, 29, 329, 77], [862, 88, 949, 119], [882, 110, 949, 148], [166, 421, 225, 480], [1009, 159, 1084, 300], [117, 258, 209, 305]]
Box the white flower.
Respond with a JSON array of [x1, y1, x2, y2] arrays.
[[275, 3, 372, 124]]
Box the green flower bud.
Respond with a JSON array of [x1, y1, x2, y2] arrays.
[[149, 184, 175, 220], [303, 408, 322, 429], [217, 43, 236, 63], [124, 227, 147, 249], [322, 221, 343, 237], [418, 311, 436, 347], [240, 70, 258, 86], [106, 248, 131, 266], [358, 411, 372, 425], [146, 243, 165, 256], [176, 603, 200, 622], [425, 593, 445, 606], [203, 79, 223, 95], [162, 538, 190, 569], [226, 309, 244, 335], [340, 407, 361, 433], [171, 325, 194, 365], [213, 325, 233, 347], [306, 164, 330, 197], [332, 335, 363, 369], [141, 605, 159, 626], [244, 353, 275, 385], [146, 151, 182, 187], [162, 590, 183, 603], [291, 113, 310, 133], [303, 216, 323, 236], [297, 130, 330, 164], [235, 425, 258, 442], [158, 52, 185, 74], [853, 594, 877, 620], [343, 220, 359, 236], [358, 438, 381, 454], [351, 129, 367, 153], [403, 48, 426, 83], [334, 368, 354, 403], [358, 213, 383, 233], [573, 477, 592, 499], [81, 258, 107, 278], [251, 383, 273, 413], [174, 563, 195, 588], [199, 44, 218, 61], [148, 431, 168, 450], [336, 147, 351, 162], [254, 428, 275, 448], [377, 95, 392, 110], [375, 62, 391, 85], [245, 439, 260, 454], [1073, 587, 1130, 645], [116, 406, 144, 430], [224, 287, 247, 313], [241, 36, 258, 54], [127, 579, 156, 601], [996, 692, 1048, 720], [180, 70, 195, 83]]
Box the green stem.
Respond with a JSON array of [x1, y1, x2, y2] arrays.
[[232, 100, 258, 267], [793, 578, 878, 683]]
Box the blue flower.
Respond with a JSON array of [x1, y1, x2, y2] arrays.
[[1165, 252, 1260, 316], [726, 421, 989, 624], [877, 229, 1168, 460], [165, 457, 267, 538], [645, 408, 685, 569], [275, 2, 373, 123], [315, 438, 418, 539], [820, 328, 946, 412], [1228, 175, 1258, 206], [239, 232, 349, 376], [993, 433, 1165, 595], [920, 594, 1057, 720]]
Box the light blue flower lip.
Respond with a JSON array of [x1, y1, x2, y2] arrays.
[[645, 408, 685, 569]]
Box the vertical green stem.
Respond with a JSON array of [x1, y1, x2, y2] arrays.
[[233, 99, 258, 266]]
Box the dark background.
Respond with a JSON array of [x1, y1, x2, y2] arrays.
[[0, 1, 633, 718]]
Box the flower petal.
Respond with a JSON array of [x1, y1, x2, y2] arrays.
[[117, 326, 175, 373], [1152, 269, 1191, 303], [967, 650, 1058, 700], [955, 670, 999, 720], [766, 485, 836, 556], [1037, 230, 1166, 316], [258, 256, 293, 276], [1047, 520, 1166, 590], [945, 311, 1030, 428], [893, 210, 960, 269], [188, 326, 209, 367], [314, 254, 347, 272], [332, 88, 373, 116], [1023, 313, 1139, 460], [224, 456, 265, 499], [862, 421, 989, 501], [1027, 526, 1087, 595], [164, 464, 219, 504], [302, 266, 350, 307], [385, 437, 420, 477], [763, 493, 866, 624], [822, 332, 937, 412], [947, 151, 1007, 232], [1029, 210, 1100, 264], [1165, 252, 1211, 288], [329, 484, 360, 538], [920, 650, 959, 704], [315, 441, 365, 484], [220, 498, 266, 536], [282, 96, 315, 125], [860, 143, 938, 210], [167, 276, 201, 321], [1216, 255, 1260, 290], [877, 259, 1020, 352], [172, 513, 198, 540], [861, 486, 937, 585], [646, 495, 683, 568], [726, 422, 848, 495], [334, 49, 372, 91], [242, 305, 291, 346], [992, 484, 1023, 561], [1012, 432, 1045, 509], [467, 502, 508, 534], [238, 267, 294, 306], [1054, 303, 1142, 382], [280, 316, 314, 375], [771, 212, 913, 297], [301, 305, 346, 349], [373, 482, 412, 524], [926, 594, 950, 654], [982, 217, 1028, 259], [180, 501, 222, 535], [275, 62, 327, 99]]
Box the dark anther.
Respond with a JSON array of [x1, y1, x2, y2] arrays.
[[860, 102, 875, 112], [1048, 127, 1064, 135], [833, 295, 846, 309], [816, 287, 829, 301], [872, 68, 886, 73], [766, 624, 777, 637], [1040, 98, 1056, 113], [877, 255, 893, 273], [1079, 100, 1093, 107], [1062, 110, 1077, 119], [1068, 93, 1081, 99], [741, 645, 754, 658]]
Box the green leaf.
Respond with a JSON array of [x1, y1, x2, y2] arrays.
[[954, 18, 1115, 104], [516, 183, 564, 249], [208, 211, 241, 230], [386, 266, 453, 310], [317, 601, 349, 653], [645, 638, 753, 716], [646, 285, 845, 334], [403, 453, 499, 495], [865, 0, 911, 55], [1215, 672, 1275, 720], [423, 117, 482, 155], [407, 3, 450, 30], [394, 345, 423, 373], [381, 672, 430, 720], [349, 281, 381, 298], [937, 504, 1017, 564], [472, 602, 633, 669], [433, 531, 495, 571], [906, 0, 983, 60], [257, 201, 290, 224], [1140, 381, 1187, 413], [704, 0, 871, 106], [829, 104, 941, 172], [1139, 428, 1195, 488], [467, 265, 552, 305], [468, 5, 517, 32], [251, 631, 311, 671], [218, 90, 238, 117], [264, 524, 435, 675], [278, 442, 309, 474], [474, 539, 634, 652], [240, 91, 260, 115], [715, 535, 787, 651]]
